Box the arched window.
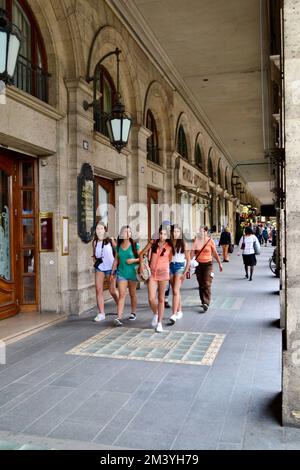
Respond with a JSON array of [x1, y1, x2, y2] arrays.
[[177, 125, 188, 159], [208, 155, 214, 180], [146, 110, 159, 164], [195, 143, 202, 169], [2, 0, 49, 102], [226, 169, 232, 194], [218, 160, 222, 187], [94, 66, 116, 137]]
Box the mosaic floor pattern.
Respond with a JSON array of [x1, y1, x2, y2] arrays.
[[67, 328, 225, 366]]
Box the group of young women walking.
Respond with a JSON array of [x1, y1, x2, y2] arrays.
[[92, 220, 260, 332], [92, 221, 226, 332]]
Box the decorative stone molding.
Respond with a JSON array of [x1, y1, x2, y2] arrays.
[[6, 86, 65, 121]]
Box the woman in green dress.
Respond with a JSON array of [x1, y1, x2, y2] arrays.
[[110, 226, 140, 326]]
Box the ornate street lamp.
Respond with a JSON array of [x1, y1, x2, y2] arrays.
[[83, 48, 132, 153], [0, 8, 22, 85]]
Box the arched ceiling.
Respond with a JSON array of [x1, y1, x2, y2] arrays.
[[106, 0, 272, 204]]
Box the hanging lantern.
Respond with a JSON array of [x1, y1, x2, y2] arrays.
[[0, 8, 22, 85]]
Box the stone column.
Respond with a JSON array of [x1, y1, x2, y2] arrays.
[[129, 124, 151, 241], [211, 186, 218, 230], [282, 0, 300, 427], [63, 78, 94, 316]]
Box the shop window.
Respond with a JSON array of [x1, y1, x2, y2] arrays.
[[177, 126, 188, 160], [146, 110, 159, 165], [94, 66, 116, 137], [2, 0, 49, 102], [195, 144, 203, 170]]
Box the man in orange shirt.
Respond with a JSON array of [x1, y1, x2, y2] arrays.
[[192, 226, 223, 312]]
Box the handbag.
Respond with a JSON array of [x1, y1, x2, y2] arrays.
[[228, 244, 234, 254], [241, 236, 245, 250], [94, 258, 103, 269], [136, 256, 151, 282], [253, 238, 261, 255], [93, 240, 104, 269]]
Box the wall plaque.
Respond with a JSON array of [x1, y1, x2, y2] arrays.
[[78, 163, 96, 243], [39, 212, 54, 252]]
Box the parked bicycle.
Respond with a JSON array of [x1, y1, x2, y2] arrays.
[[269, 248, 277, 275]]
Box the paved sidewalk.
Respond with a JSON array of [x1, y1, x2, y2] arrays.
[[0, 246, 300, 450]]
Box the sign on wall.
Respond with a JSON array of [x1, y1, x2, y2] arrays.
[[78, 163, 96, 243], [175, 157, 209, 194]]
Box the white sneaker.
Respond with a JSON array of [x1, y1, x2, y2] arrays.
[[176, 311, 183, 320], [156, 322, 163, 333], [169, 313, 177, 325], [151, 314, 158, 328], [93, 313, 105, 322]]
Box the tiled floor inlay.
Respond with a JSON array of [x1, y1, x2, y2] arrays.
[[67, 328, 225, 366]]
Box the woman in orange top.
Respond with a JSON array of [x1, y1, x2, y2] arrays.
[[139, 225, 174, 333], [192, 225, 222, 312]]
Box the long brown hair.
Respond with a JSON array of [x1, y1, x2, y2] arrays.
[[171, 224, 186, 253], [117, 225, 139, 258], [151, 225, 175, 255], [92, 222, 112, 256]]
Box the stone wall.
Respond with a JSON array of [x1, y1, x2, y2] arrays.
[[1, 0, 244, 316], [282, 0, 300, 427]]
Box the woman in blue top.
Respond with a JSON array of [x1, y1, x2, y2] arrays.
[[110, 226, 140, 326]]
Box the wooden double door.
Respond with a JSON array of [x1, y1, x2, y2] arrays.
[[0, 151, 39, 320]]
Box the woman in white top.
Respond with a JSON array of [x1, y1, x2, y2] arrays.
[[238, 226, 260, 281], [92, 221, 119, 321], [169, 225, 190, 324]]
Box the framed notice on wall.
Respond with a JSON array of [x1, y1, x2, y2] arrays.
[[78, 163, 96, 243], [61, 217, 69, 256], [39, 212, 54, 252]]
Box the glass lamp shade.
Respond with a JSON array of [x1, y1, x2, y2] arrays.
[[0, 11, 21, 84], [106, 105, 132, 153]]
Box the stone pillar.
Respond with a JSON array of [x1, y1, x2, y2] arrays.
[[130, 124, 151, 241], [211, 187, 218, 230], [282, 0, 300, 427], [63, 78, 94, 316]]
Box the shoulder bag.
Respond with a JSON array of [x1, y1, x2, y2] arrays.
[[94, 240, 104, 269], [253, 237, 261, 255]]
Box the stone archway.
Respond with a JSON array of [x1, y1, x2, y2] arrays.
[[175, 112, 192, 162], [85, 25, 143, 131], [143, 80, 173, 169]]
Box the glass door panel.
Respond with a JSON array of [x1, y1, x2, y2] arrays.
[[0, 153, 19, 319], [20, 161, 37, 307], [97, 184, 109, 227], [0, 169, 11, 281], [22, 190, 34, 215], [95, 177, 115, 290]]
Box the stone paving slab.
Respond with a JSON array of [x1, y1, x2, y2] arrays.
[[0, 248, 300, 449]]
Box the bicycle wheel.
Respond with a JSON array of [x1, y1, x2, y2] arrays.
[[269, 257, 276, 274]]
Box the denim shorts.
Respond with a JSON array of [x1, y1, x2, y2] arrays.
[[170, 262, 186, 276], [95, 269, 112, 276], [117, 274, 138, 282]]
